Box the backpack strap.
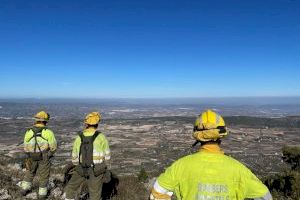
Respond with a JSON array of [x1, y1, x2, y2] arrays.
[[26, 128, 48, 142], [78, 131, 84, 165], [34, 131, 41, 153], [93, 131, 100, 142], [91, 131, 100, 166], [77, 131, 84, 141], [26, 128, 48, 153]]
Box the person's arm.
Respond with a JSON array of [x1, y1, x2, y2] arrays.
[[23, 130, 32, 153], [71, 136, 80, 165], [150, 161, 179, 200], [102, 135, 111, 161], [243, 167, 272, 200], [46, 129, 57, 153], [150, 180, 173, 200]]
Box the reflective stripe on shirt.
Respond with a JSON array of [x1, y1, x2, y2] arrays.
[[153, 180, 173, 196], [254, 191, 273, 200]]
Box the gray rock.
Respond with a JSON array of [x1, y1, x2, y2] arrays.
[[0, 189, 11, 200], [50, 188, 63, 198]]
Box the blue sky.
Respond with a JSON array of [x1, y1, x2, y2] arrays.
[[0, 0, 299, 98]]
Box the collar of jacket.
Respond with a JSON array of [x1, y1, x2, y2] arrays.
[[84, 127, 97, 132], [200, 143, 224, 154]]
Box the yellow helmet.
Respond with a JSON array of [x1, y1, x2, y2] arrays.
[[193, 109, 228, 142], [84, 112, 101, 125], [34, 111, 50, 122]]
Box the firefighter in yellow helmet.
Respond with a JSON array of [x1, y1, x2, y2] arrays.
[[20, 111, 57, 200], [150, 109, 272, 200], [64, 112, 111, 200]]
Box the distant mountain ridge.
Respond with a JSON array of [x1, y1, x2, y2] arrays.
[[0, 96, 300, 105]]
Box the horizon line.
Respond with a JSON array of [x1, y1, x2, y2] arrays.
[[0, 95, 300, 99]]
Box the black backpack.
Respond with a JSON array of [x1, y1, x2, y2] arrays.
[[78, 131, 100, 167], [26, 127, 48, 161]]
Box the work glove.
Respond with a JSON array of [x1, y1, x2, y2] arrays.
[[63, 162, 76, 184], [103, 170, 112, 183]]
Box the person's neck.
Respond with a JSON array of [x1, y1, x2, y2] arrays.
[[200, 143, 224, 154]]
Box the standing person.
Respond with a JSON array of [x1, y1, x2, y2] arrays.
[[20, 111, 57, 200], [64, 112, 111, 200], [150, 109, 272, 200]]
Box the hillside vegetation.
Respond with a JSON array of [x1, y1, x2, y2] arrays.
[[225, 116, 300, 128], [265, 146, 300, 199], [0, 156, 148, 200], [0, 115, 300, 199], [1, 146, 300, 199]]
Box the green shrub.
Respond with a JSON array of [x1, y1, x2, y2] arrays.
[[265, 146, 300, 199], [282, 146, 300, 171], [138, 168, 148, 182]]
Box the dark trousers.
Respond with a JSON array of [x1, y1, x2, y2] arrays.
[[23, 159, 50, 188], [65, 167, 104, 200]]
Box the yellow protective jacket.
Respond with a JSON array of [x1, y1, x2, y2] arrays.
[[151, 144, 272, 200], [71, 128, 110, 165], [24, 125, 57, 153]]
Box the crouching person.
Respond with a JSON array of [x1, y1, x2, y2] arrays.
[[20, 111, 57, 200], [64, 112, 111, 200]]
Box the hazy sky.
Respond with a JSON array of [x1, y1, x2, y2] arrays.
[[0, 0, 299, 98]]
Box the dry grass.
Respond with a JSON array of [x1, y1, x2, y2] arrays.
[[112, 176, 148, 200]]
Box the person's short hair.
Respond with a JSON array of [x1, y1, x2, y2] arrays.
[[200, 139, 221, 146], [86, 124, 98, 129]]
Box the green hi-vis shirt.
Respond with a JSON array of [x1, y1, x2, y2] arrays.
[[24, 127, 57, 153], [157, 151, 272, 200], [71, 128, 110, 165]]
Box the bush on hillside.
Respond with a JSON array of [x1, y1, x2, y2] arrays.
[[265, 146, 300, 199], [138, 168, 149, 183], [282, 146, 300, 171]]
